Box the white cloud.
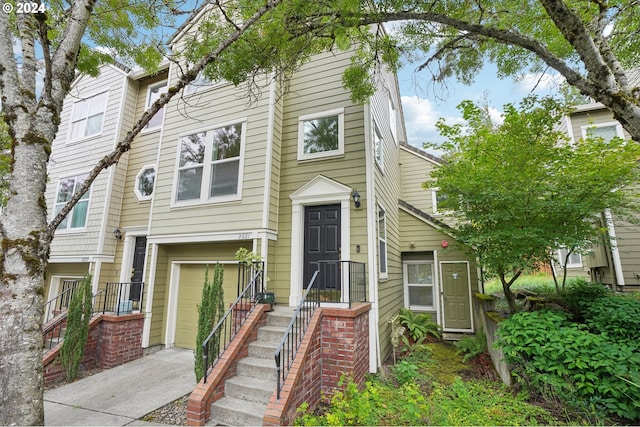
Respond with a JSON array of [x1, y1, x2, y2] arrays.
[[514, 72, 565, 93], [401, 95, 465, 150]]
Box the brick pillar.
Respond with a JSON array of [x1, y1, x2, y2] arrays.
[[320, 303, 370, 399], [97, 313, 144, 369]]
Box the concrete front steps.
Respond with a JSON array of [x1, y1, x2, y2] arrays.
[[208, 305, 295, 426]]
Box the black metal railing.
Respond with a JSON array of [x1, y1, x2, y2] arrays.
[[237, 261, 264, 299], [274, 270, 320, 400], [344, 261, 367, 307], [42, 283, 143, 355], [43, 280, 80, 324], [203, 269, 264, 383]]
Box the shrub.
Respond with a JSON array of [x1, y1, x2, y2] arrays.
[[59, 274, 93, 382], [561, 279, 610, 314], [454, 332, 487, 362], [398, 308, 442, 341], [581, 295, 640, 343], [194, 264, 225, 382], [497, 310, 640, 420]]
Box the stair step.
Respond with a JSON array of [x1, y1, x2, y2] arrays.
[[266, 309, 296, 327], [236, 357, 277, 381], [210, 396, 266, 426], [225, 375, 276, 404], [257, 325, 287, 343], [248, 340, 279, 359]]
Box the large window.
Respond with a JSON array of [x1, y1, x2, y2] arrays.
[[69, 91, 108, 141], [55, 174, 90, 230], [297, 108, 344, 160], [404, 262, 435, 310], [558, 248, 583, 268], [378, 205, 388, 277], [144, 81, 168, 130], [175, 122, 244, 204]]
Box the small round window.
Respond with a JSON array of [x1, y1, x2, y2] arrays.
[[135, 166, 156, 200]]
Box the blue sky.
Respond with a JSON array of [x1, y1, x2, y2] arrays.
[[396, 62, 564, 151]]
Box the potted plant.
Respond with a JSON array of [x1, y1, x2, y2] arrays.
[[235, 248, 274, 309]]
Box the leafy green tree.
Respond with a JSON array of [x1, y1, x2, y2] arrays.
[[429, 96, 640, 313], [59, 274, 93, 382], [194, 264, 225, 382]]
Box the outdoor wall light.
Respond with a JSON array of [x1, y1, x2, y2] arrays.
[[113, 228, 123, 240], [352, 189, 361, 208]]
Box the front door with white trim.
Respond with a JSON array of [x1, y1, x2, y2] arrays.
[[441, 262, 472, 331]]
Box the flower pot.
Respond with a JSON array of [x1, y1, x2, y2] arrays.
[[256, 292, 275, 310]]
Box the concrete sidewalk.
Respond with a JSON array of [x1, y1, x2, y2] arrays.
[[44, 348, 196, 426]]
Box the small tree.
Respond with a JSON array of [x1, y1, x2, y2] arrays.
[[59, 274, 93, 382], [194, 264, 225, 382], [430, 96, 640, 313]]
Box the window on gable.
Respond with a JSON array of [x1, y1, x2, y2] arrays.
[[184, 71, 213, 95], [389, 97, 398, 144], [69, 91, 108, 141], [558, 248, 583, 268], [297, 108, 344, 160], [404, 262, 434, 310], [175, 122, 243, 203], [144, 81, 168, 130], [373, 121, 384, 169], [432, 188, 448, 214], [583, 123, 623, 142], [135, 166, 156, 200], [55, 174, 90, 230], [378, 205, 388, 277]]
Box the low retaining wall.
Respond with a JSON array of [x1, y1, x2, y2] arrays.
[[472, 294, 511, 386], [43, 312, 145, 386]]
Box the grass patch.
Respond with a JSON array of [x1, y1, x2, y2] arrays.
[[484, 273, 558, 296]]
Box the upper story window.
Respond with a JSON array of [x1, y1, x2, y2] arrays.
[[69, 91, 108, 141], [389, 97, 398, 144], [184, 71, 217, 95], [373, 121, 384, 169], [174, 121, 244, 204], [378, 204, 388, 278], [558, 248, 583, 268], [135, 165, 156, 201], [297, 108, 344, 161], [431, 188, 449, 214], [144, 81, 168, 131], [55, 174, 90, 231], [582, 122, 624, 142]]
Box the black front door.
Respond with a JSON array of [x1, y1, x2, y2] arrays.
[[130, 236, 146, 303], [303, 204, 341, 293]]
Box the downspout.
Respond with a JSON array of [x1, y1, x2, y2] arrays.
[[260, 78, 277, 281], [363, 103, 381, 373], [604, 209, 625, 288]]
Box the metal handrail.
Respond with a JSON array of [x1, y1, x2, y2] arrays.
[[42, 280, 80, 324], [202, 270, 264, 383], [274, 270, 320, 400], [344, 261, 367, 308]]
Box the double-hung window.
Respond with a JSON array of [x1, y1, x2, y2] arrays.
[[55, 174, 90, 231], [378, 205, 388, 278], [404, 262, 435, 310], [69, 91, 108, 141], [144, 81, 168, 130], [558, 248, 583, 268], [175, 122, 244, 204], [297, 108, 344, 160]]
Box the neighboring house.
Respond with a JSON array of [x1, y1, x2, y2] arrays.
[[556, 93, 640, 292], [43, 31, 479, 375]]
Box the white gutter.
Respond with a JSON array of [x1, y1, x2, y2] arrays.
[[604, 209, 625, 287]]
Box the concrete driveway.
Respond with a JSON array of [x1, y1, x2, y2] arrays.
[[44, 348, 195, 426]]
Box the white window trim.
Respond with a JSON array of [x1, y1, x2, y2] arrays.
[[580, 121, 625, 140], [53, 173, 92, 234], [297, 108, 345, 161], [557, 248, 583, 268], [431, 188, 451, 215], [134, 164, 156, 202], [377, 203, 388, 279], [66, 90, 109, 144], [389, 96, 398, 145], [183, 71, 227, 96], [403, 261, 436, 311], [373, 121, 384, 171], [142, 80, 168, 133], [170, 119, 246, 208]]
